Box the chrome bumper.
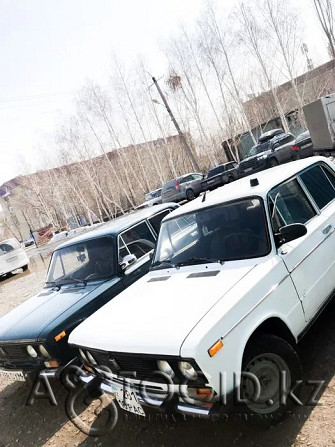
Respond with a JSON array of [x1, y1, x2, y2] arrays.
[[39, 368, 58, 378], [80, 373, 214, 418]]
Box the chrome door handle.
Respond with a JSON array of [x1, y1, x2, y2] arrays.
[[322, 224, 333, 235]]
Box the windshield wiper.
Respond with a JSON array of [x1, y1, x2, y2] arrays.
[[175, 257, 225, 267], [150, 259, 174, 270], [45, 281, 61, 290], [61, 276, 88, 286]]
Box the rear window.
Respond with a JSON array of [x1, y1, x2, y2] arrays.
[[296, 131, 310, 143], [0, 239, 20, 256], [162, 180, 178, 191]]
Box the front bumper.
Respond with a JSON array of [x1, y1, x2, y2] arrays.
[[79, 372, 231, 418]]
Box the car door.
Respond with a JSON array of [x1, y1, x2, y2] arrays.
[[269, 163, 335, 321], [119, 220, 157, 289]]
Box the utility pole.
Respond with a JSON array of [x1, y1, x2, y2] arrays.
[[151, 76, 200, 171]]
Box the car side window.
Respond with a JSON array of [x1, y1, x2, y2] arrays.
[[119, 222, 156, 262], [191, 174, 203, 181], [148, 210, 172, 234], [269, 178, 316, 233], [299, 165, 335, 210]]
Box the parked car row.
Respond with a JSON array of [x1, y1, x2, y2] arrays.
[[0, 156, 334, 425], [144, 129, 314, 207]]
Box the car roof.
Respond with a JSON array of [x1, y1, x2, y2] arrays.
[[165, 157, 331, 219], [258, 128, 284, 142], [56, 203, 178, 250]]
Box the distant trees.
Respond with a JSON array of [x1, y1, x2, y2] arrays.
[[312, 0, 335, 59], [5, 0, 334, 237]]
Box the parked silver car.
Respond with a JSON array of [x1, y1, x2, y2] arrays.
[[161, 173, 204, 203], [144, 188, 162, 206]]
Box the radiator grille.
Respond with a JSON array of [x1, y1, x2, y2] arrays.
[[88, 350, 207, 385], [0, 345, 31, 361]]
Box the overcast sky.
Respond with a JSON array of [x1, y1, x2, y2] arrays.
[[0, 0, 330, 186]]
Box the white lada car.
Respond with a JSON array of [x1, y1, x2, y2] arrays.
[[69, 156, 335, 422]]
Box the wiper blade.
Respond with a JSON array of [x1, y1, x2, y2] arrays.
[[175, 258, 225, 267], [150, 259, 174, 269], [61, 276, 88, 286], [45, 281, 61, 290]]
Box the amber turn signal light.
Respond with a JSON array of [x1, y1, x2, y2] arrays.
[[208, 339, 223, 357], [54, 331, 66, 342]]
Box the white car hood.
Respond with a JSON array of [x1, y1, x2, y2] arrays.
[[69, 263, 256, 356]]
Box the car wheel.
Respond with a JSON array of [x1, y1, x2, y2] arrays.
[[228, 176, 234, 183], [239, 334, 302, 425], [186, 189, 195, 201], [269, 158, 279, 167], [22, 265, 29, 272]]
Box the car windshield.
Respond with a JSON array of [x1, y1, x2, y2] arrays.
[[46, 236, 116, 286], [248, 142, 269, 157], [152, 198, 270, 269]]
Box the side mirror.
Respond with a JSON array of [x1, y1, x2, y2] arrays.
[[275, 223, 307, 246], [120, 253, 137, 271]]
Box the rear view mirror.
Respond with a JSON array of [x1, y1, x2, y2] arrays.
[[275, 223, 307, 246], [120, 254, 137, 271]]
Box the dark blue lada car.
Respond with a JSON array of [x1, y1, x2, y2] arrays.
[[0, 203, 177, 382]]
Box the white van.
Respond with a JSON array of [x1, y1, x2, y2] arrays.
[[0, 239, 29, 276]]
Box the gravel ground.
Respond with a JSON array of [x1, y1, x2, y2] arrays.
[[0, 260, 334, 446]]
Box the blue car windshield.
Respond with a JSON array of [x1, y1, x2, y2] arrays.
[[46, 237, 116, 286]]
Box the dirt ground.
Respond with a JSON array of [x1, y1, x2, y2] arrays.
[[0, 254, 334, 447]]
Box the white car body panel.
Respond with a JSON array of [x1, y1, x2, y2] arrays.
[[0, 239, 29, 276], [69, 263, 256, 355]]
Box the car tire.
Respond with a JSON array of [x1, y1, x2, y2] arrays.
[[269, 158, 279, 167], [237, 334, 302, 425], [228, 176, 234, 183], [22, 265, 29, 272], [186, 189, 195, 201]]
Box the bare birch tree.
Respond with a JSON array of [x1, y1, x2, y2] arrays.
[[312, 0, 335, 59]]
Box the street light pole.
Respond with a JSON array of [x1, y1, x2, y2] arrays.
[[151, 76, 200, 171]]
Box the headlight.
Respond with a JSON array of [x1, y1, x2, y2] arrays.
[[178, 361, 198, 380], [39, 345, 50, 358], [257, 154, 268, 161], [157, 360, 175, 378], [26, 345, 38, 358], [86, 351, 97, 364], [79, 348, 88, 362]]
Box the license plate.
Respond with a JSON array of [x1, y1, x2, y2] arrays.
[[244, 167, 252, 173], [7, 256, 18, 263], [0, 369, 25, 381], [110, 384, 146, 417], [301, 143, 311, 149]]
